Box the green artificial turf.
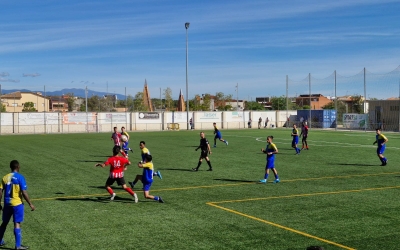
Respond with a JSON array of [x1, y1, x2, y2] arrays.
[[0, 128, 399, 249]]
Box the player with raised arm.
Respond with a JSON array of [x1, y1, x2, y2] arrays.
[[192, 132, 213, 171], [373, 128, 388, 166], [213, 122, 228, 147], [95, 146, 138, 202], [121, 126, 133, 156], [259, 136, 280, 184], [129, 154, 164, 203]]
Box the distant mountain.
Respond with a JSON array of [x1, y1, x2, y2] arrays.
[[1, 88, 127, 100]]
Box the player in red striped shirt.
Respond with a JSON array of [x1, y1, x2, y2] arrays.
[[95, 146, 138, 203], [111, 126, 127, 158]]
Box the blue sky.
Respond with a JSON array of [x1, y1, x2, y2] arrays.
[[1, 0, 400, 100]]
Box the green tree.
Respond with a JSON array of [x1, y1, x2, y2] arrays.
[[0, 104, 5, 112], [350, 95, 364, 113], [200, 94, 211, 111], [22, 102, 36, 112], [164, 88, 173, 110], [133, 92, 148, 111], [65, 93, 75, 111], [270, 96, 287, 110], [245, 101, 264, 110]]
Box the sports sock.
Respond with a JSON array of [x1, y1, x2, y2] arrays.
[[14, 228, 21, 248], [154, 196, 160, 201], [124, 187, 135, 196], [106, 187, 114, 195], [197, 161, 202, 168], [0, 225, 6, 241], [264, 173, 269, 179], [275, 174, 279, 179], [206, 160, 212, 168]]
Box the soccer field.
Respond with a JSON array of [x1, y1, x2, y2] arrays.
[[1, 128, 400, 250]]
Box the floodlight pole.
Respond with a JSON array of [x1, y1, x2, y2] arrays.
[[185, 22, 190, 130]]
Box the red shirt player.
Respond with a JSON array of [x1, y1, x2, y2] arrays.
[[111, 126, 127, 158], [300, 123, 309, 150], [95, 146, 138, 202]]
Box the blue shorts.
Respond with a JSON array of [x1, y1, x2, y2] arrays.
[[143, 181, 153, 191], [122, 141, 129, 151], [215, 132, 222, 139], [2, 204, 24, 223], [292, 137, 299, 146], [265, 159, 275, 169], [377, 145, 386, 155]]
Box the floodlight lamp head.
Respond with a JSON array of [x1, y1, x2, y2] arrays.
[[185, 22, 190, 29]]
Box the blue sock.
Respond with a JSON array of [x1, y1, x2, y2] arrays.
[[275, 174, 279, 179], [14, 228, 21, 248], [264, 173, 269, 180], [154, 196, 159, 201], [379, 158, 384, 163], [383, 157, 387, 162]]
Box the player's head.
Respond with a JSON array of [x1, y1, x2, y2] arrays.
[[376, 128, 381, 134], [267, 136, 274, 143], [10, 160, 20, 171], [113, 146, 121, 156], [121, 126, 125, 132], [145, 154, 152, 162], [293, 124, 297, 128], [139, 141, 146, 149], [113, 126, 117, 132], [200, 132, 205, 138], [213, 122, 216, 126]]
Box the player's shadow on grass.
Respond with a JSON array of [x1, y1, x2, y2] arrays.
[[337, 163, 377, 166], [56, 196, 133, 203], [0, 246, 16, 250], [160, 168, 193, 172], [185, 146, 199, 148], [214, 178, 254, 183]]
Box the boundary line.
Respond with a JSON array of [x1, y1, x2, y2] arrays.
[[207, 185, 400, 250], [31, 172, 400, 201]]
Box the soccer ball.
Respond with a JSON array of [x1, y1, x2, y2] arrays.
[[121, 135, 128, 142]]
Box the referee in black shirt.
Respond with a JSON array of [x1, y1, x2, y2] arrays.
[[192, 132, 213, 171]]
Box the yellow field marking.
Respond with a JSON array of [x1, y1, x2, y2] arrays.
[[207, 186, 400, 250], [30, 172, 400, 202], [206, 202, 356, 250], [209, 185, 400, 204]]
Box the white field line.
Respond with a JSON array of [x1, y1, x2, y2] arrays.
[[226, 134, 400, 150]]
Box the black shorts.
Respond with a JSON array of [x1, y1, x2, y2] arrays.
[[106, 177, 126, 186], [200, 150, 208, 158], [302, 135, 308, 140]]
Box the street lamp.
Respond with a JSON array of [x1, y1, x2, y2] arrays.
[[185, 22, 190, 130]]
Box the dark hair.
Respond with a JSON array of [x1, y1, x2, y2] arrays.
[[213, 122, 216, 125], [376, 128, 381, 131], [113, 146, 121, 156], [10, 160, 19, 170], [140, 141, 146, 145], [146, 154, 153, 162], [113, 126, 117, 130], [267, 136, 274, 140], [121, 126, 125, 129]]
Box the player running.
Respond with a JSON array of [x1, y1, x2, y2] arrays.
[[121, 126, 133, 156], [95, 146, 138, 203], [373, 128, 388, 166], [111, 127, 127, 158], [129, 154, 164, 203], [213, 122, 228, 147]]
